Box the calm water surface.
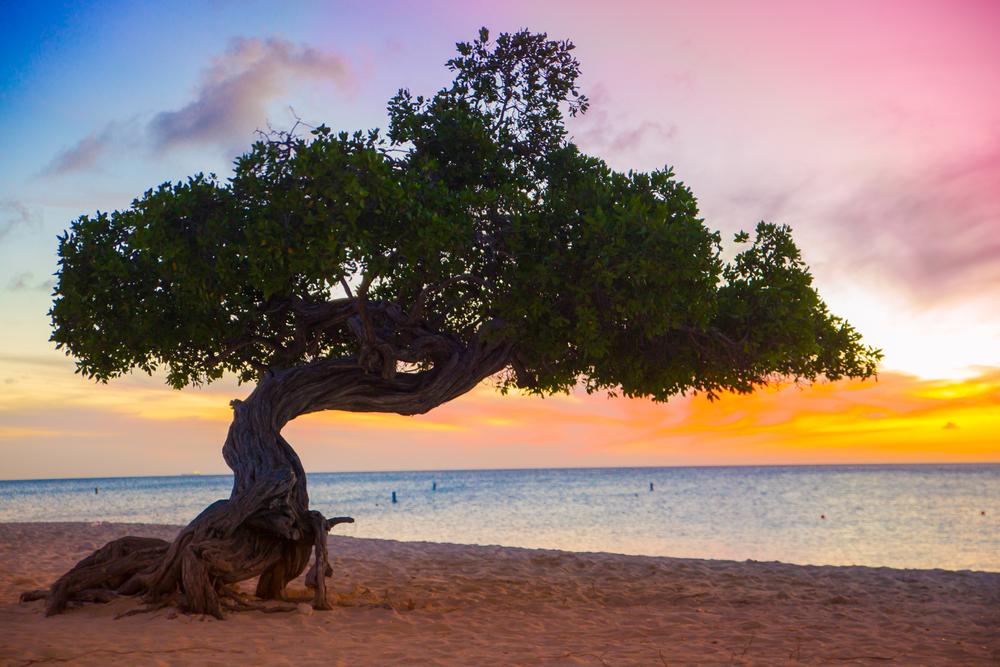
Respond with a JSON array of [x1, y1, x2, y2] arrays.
[[1, 465, 997, 571]]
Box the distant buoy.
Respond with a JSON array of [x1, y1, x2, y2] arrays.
[[391, 491, 398, 504]]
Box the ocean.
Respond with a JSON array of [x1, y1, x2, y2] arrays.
[[1, 464, 997, 571]]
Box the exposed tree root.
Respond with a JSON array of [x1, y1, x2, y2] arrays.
[[21, 510, 354, 618], [20, 536, 169, 616], [114, 598, 174, 619], [24, 339, 504, 619]]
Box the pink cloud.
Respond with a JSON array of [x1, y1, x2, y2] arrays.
[[41, 128, 113, 176], [150, 37, 355, 150], [832, 146, 1000, 303], [571, 84, 676, 158], [42, 38, 356, 174]]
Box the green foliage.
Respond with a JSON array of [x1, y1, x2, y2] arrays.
[[51, 28, 881, 398]]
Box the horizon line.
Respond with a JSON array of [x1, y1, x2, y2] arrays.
[[3, 460, 998, 483]]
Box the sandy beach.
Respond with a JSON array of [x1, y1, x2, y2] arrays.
[[1, 522, 997, 666]]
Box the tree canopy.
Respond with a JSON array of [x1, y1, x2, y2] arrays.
[[51, 28, 881, 405]]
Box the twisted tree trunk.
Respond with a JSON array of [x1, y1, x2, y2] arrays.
[[23, 338, 510, 617]]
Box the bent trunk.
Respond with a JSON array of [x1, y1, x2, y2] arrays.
[[26, 340, 509, 617]]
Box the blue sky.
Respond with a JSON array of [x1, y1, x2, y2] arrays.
[[1, 1, 998, 477]]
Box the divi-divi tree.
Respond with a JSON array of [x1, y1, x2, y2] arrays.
[[29, 29, 880, 617]]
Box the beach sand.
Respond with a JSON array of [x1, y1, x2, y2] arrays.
[[1, 522, 997, 665]]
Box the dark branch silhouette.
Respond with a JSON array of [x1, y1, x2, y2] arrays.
[[31, 28, 880, 617]]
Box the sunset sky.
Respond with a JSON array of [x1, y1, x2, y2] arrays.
[[1, 1, 998, 479]]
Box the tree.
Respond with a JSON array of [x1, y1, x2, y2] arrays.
[[27, 28, 880, 618]]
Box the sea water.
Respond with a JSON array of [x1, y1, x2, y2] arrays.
[[1, 464, 997, 571]]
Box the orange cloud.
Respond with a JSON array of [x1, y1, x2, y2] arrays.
[[2, 354, 998, 479], [289, 368, 1000, 469]]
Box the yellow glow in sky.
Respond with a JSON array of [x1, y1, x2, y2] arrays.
[[1, 350, 997, 478]]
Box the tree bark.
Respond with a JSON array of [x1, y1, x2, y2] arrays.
[[24, 338, 510, 617]]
